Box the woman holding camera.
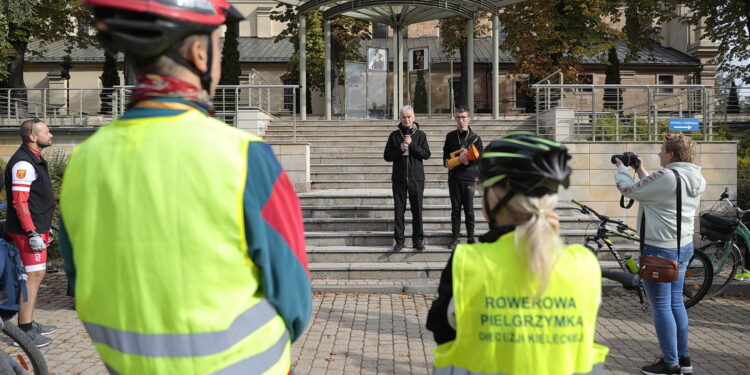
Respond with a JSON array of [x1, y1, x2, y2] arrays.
[[428, 132, 608, 375], [614, 133, 706, 375]]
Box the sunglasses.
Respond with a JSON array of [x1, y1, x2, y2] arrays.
[[31, 117, 42, 124]]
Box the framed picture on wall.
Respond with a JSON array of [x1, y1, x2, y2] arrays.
[[409, 48, 428, 71], [368, 47, 387, 72]]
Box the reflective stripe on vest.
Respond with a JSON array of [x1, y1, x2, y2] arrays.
[[433, 363, 605, 375], [85, 298, 277, 357], [213, 331, 289, 375], [105, 330, 290, 375]]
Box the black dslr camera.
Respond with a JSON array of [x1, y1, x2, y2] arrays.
[[611, 152, 640, 169]]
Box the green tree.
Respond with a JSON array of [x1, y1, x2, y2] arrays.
[[413, 70, 428, 113], [728, 81, 740, 114], [220, 20, 241, 85], [439, 15, 489, 109], [99, 51, 120, 114], [217, 20, 241, 116], [271, 5, 371, 115], [499, 0, 619, 84], [603, 46, 622, 111], [499, 0, 683, 86], [684, 0, 750, 83], [0, 0, 95, 95]]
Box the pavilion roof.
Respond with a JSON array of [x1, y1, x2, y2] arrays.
[[276, 0, 525, 25]]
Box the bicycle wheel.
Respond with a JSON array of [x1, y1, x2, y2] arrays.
[[1, 322, 48, 375], [0, 351, 15, 375], [683, 249, 713, 309], [702, 242, 742, 299]]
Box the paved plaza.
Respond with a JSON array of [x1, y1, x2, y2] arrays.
[[4, 273, 749, 374]]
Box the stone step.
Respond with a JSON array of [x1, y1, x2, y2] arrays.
[[301, 204, 486, 218], [304, 217, 489, 232], [302, 205, 585, 218], [303, 216, 596, 231], [306, 245, 640, 264], [268, 118, 536, 132], [303, 230, 639, 247], [311, 164, 458, 173], [307, 245, 451, 263], [264, 128, 520, 136], [311, 171, 456, 181], [297, 190, 587, 214], [312, 180, 450, 189], [310, 156, 446, 163], [310, 261, 445, 279], [308, 259, 632, 283], [310, 146, 413, 153]]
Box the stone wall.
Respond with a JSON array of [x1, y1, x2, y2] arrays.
[[269, 142, 311, 192]]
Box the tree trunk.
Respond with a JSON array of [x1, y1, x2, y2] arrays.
[[458, 43, 468, 108], [123, 55, 137, 85], [0, 31, 29, 116], [331, 34, 341, 117], [332, 66, 341, 117]]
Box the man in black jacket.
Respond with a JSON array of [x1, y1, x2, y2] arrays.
[[442, 106, 483, 248], [384, 105, 431, 251]]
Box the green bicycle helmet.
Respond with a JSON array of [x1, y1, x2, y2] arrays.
[[479, 132, 572, 228]]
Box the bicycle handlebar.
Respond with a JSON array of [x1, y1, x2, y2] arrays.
[[601, 269, 640, 290], [571, 199, 637, 232], [719, 187, 750, 216]]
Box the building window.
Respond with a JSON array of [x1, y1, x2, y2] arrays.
[[658, 75, 674, 93], [372, 22, 388, 39], [577, 74, 594, 92]]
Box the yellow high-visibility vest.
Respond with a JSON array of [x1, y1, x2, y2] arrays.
[[433, 231, 609, 375], [61, 109, 290, 374]]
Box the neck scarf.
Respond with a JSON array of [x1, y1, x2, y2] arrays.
[[128, 74, 214, 115]]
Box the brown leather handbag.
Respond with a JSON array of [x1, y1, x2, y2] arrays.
[[638, 169, 682, 283]]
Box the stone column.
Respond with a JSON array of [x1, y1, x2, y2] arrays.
[[324, 19, 331, 120], [492, 14, 500, 119], [467, 18, 474, 115], [299, 14, 307, 120]]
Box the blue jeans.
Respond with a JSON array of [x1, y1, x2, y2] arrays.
[[641, 243, 693, 366]]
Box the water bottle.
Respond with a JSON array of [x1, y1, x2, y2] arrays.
[[624, 254, 639, 274]]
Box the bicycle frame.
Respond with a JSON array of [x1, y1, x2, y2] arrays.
[[575, 199, 645, 304], [585, 227, 640, 272], [706, 188, 750, 275], [710, 221, 749, 274]]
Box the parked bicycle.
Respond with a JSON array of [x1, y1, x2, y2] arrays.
[[698, 187, 750, 299], [0, 317, 48, 374], [572, 199, 713, 309], [0, 203, 49, 374]]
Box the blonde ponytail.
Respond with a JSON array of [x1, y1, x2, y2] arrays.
[[485, 186, 562, 297]]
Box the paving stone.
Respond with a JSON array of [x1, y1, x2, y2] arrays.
[[18, 273, 750, 374]]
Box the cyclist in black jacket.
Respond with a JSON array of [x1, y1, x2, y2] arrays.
[[442, 106, 483, 248], [384, 105, 431, 252]]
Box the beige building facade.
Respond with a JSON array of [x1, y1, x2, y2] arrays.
[[20, 2, 718, 118]]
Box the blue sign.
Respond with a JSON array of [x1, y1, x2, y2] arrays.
[[669, 118, 700, 131]]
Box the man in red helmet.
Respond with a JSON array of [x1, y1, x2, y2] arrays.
[[59, 1, 311, 373]]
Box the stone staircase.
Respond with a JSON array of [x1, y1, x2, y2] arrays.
[[264, 119, 640, 293]]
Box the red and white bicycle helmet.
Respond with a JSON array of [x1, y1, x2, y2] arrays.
[[86, 0, 244, 90]]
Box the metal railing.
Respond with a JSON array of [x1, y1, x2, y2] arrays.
[[0, 85, 298, 129], [535, 69, 564, 111], [532, 84, 717, 141], [0, 87, 119, 126]]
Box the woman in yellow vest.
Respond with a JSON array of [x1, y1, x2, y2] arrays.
[[428, 132, 608, 375]]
